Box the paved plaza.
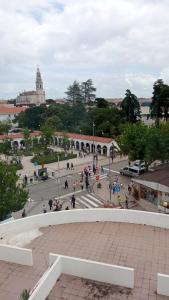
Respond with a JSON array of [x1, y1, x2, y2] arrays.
[[0, 221, 169, 299]]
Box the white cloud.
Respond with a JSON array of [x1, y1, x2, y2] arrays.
[[0, 0, 169, 98]]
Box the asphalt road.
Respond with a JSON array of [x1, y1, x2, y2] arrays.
[[13, 159, 131, 218]]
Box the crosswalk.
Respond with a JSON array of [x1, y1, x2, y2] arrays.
[[76, 193, 103, 208], [78, 173, 108, 181]]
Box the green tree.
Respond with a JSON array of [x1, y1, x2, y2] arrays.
[[40, 124, 54, 148], [119, 123, 168, 170], [121, 89, 141, 123], [81, 79, 96, 105], [15, 106, 46, 129], [45, 116, 63, 130], [150, 79, 164, 125], [95, 98, 109, 108], [0, 162, 28, 221], [0, 121, 11, 134], [22, 129, 31, 149], [65, 81, 83, 105], [0, 140, 12, 157]]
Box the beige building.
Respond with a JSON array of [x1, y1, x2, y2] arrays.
[[16, 68, 45, 106]]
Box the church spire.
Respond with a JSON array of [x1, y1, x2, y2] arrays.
[[36, 67, 43, 90]]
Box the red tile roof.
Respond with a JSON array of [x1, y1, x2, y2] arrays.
[[0, 131, 113, 144], [0, 107, 26, 114], [0, 131, 41, 140], [64, 133, 113, 144]]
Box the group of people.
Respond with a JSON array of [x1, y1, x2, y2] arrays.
[[46, 198, 62, 212], [66, 162, 74, 170]]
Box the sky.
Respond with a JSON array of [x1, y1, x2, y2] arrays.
[[1, 0, 169, 99]]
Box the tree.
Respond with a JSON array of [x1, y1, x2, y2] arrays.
[[81, 79, 96, 104], [40, 123, 54, 148], [95, 98, 109, 108], [150, 79, 164, 125], [0, 161, 28, 221], [22, 128, 31, 149], [45, 116, 63, 130], [121, 89, 141, 123], [158, 84, 169, 122], [0, 140, 12, 157], [0, 121, 11, 134], [15, 106, 46, 129], [119, 123, 169, 170], [65, 81, 83, 105]]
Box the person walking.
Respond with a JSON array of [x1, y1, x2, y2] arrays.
[[65, 180, 68, 189], [67, 162, 70, 170], [48, 199, 53, 210], [125, 195, 129, 209], [71, 162, 74, 170], [71, 195, 76, 208], [128, 184, 132, 195], [80, 182, 84, 190], [22, 209, 26, 218], [24, 175, 28, 185]]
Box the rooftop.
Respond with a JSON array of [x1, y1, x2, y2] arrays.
[[0, 219, 169, 299], [0, 106, 26, 115], [64, 132, 113, 144], [0, 131, 41, 140], [138, 163, 169, 188]]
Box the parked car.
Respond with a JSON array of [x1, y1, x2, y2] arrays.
[[120, 165, 145, 177], [133, 160, 145, 169]]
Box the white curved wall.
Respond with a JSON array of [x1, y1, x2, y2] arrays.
[[0, 209, 169, 240]]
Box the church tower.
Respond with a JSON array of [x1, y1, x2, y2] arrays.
[[36, 67, 43, 91]]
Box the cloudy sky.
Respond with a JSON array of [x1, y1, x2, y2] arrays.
[[0, 0, 169, 99]]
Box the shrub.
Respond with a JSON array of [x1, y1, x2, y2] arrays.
[[31, 152, 77, 165]]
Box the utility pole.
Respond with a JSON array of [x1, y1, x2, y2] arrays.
[[57, 155, 60, 201], [109, 148, 113, 203], [92, 122, 95, 170]]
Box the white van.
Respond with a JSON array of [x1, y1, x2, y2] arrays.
[[120, 165, 145, 177]]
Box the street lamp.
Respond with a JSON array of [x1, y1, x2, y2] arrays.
[[92, 122, 95, 170], [108, 147, 114, 203]]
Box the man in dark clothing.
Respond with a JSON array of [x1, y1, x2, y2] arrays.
[[22, 209, 26, 218], [71, 195, 76, 208], [67, 162, 70, 170], [24, 175, 28, 185], [65, 180, 68, 189], [48, 199, 53, 210]]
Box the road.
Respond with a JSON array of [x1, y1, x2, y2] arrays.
[[14, 159, 131, 218]]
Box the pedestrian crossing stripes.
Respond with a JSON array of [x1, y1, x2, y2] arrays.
[[90, 174, 107, 180], [76, 193, 103, 208], [78, 173, 108, 181]]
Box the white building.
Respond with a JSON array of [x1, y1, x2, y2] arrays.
[[0, 106, 26, 122], [16, 68, 45, 106]]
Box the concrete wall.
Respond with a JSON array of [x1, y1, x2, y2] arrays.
[[29, 253, 134, 300], [0, 244, 33, 266], [50, 253, 134, 288], [2, 210, 169, 242], [157, 273, 169, 296], [29, 257, 62, 300]]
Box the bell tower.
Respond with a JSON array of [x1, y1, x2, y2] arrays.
[[36, 67, 43, 91]]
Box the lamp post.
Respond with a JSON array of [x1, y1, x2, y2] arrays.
[[108, 148, 114, 203], [57, 154, 60, 202], [92, 122, 95, 170]]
